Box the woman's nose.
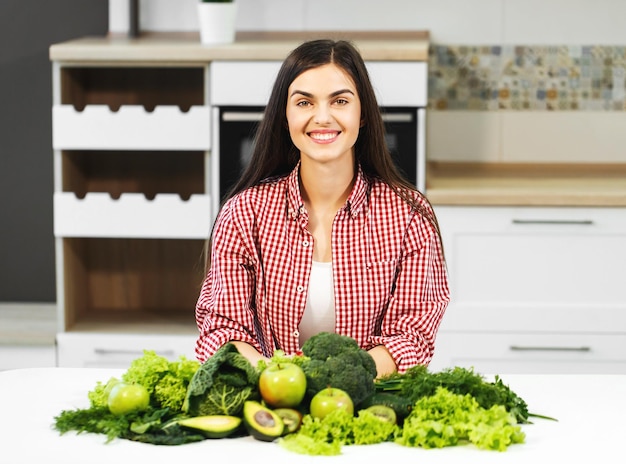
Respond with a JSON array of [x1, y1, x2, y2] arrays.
[[313, 104, 332, 124]]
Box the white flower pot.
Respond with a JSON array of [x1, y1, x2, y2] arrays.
[[197, 2, 238, 45]]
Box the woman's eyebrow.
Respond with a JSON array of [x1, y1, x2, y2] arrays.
[[289, 89, 355, 98]]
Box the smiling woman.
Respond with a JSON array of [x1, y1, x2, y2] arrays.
[[194, 39, 450, 378]]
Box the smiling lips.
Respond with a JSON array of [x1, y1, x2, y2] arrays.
[[308, 130, 340, 143]]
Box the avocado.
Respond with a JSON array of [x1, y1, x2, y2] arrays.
[[359, 392, 412, 423], [273, 408, 303, 434], [363, 404, 397, 424], [242, 401, 284, 441], [177, 415, 242, 438]]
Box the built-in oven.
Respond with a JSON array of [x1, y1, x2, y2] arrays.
[[216, 106, 422, 201], [209, 60, 427, 220]]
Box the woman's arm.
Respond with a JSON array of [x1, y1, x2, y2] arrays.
[[367, 345, 397, 378], [371, 212, 450, 373]]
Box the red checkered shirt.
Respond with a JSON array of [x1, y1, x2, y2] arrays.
[[194, 165, 450, 372]]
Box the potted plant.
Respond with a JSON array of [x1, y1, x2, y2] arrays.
[[197, 0, 238, 45]]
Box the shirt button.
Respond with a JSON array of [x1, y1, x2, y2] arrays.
[[296, 285, 304, 293], [302, 240, 310, 247], [293, 330, 300, 338]]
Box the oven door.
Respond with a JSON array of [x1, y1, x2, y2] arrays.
[[216, 106, 265, 201], [214, 105, 424, 208], [380, 107, 422, 191]]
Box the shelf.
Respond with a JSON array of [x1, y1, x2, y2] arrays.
[[54, 192, 211, 238], [61, 237, 206, 332], [53, 104, 210, 150]]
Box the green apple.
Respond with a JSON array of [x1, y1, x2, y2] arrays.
[[258, 362, 307, 408], [309, 387, 354, 419], [107, 382, 150, 416]]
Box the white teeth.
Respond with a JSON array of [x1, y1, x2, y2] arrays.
[[310, 132, 337, 140]]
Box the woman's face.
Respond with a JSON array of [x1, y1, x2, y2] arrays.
[[286, 63, 362, 168]]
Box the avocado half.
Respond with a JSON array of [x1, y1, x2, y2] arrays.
[[242, 401, 284, 442], [177, 415, 242, 439]]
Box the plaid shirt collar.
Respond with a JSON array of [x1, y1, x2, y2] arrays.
[[285, 162, 370, 221]]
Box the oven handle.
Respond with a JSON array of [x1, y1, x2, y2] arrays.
[[221, 111, 415, 123], [222, 111, 265, 122]]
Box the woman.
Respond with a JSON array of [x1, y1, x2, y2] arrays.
[[194, 39, 449, 376]]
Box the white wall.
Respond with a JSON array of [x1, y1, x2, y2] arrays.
[[110, 0, 626, 44]]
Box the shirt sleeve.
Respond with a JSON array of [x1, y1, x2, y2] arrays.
[[194, 199, 265, 363], [368, 211, 450, 373]]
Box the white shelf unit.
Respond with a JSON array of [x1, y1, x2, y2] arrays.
[[51, 63, 211, 364], [429, 205, 626, 374], [52, 104, 211, 150], [53, 192, 211, 239]]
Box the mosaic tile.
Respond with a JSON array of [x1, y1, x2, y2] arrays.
[[428, 45, 626, 111]]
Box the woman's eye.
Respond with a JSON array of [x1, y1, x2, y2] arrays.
[[296, 100, 311, 107], [335, 98, 349, 105]]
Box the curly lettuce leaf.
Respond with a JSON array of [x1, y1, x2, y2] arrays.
[[395, 387, 525, 451]]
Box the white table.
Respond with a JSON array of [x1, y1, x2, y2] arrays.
[[1, 367, 624, 463]]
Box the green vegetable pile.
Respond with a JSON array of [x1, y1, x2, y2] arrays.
[[278, 381, 527, 455], [53, 335, 551, 454], [375, 364, 533, 423], [54, 345, 259, 445], [55, 350, 204, 445]]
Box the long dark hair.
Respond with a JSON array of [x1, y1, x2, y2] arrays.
[[205, 39, 442, 271]]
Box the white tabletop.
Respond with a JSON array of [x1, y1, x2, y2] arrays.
[[1, 367, 624, 464]]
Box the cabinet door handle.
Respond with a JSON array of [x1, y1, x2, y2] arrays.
[[93, 348, 176, 357], [509, 345, 591, 352], [512, 219, 594, 225]]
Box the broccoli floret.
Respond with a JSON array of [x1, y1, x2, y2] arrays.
[[301, 332, 362, 360], [300, 332, 377, 407]]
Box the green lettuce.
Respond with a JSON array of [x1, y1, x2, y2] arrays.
[[395, 387, 525, 451]]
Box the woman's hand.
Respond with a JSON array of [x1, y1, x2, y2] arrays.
[[232, 341, 269, 366], [367, 345, 397, 378]]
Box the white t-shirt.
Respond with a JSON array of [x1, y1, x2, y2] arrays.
[[298, 260, 335, 346]]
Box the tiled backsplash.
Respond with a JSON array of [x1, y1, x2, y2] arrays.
[[429, 45, 626, 111]]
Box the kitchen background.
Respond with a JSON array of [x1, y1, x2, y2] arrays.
[[1, 0, 624, 367]]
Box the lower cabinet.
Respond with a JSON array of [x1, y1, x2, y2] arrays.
[[56, 332, 198, 368], [430, 332, 626, 374], [430, 205, 626, 374]]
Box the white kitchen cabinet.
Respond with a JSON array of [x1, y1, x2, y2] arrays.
[[51, 64, 210, 366], [55, 333, 197, 368], [429, 205, 626, 374]]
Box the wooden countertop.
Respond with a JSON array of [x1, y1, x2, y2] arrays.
[[425, 162, 626, 207], [49, 30, 430, 63]]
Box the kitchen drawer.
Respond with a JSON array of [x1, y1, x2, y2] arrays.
[[56, 332, 198, 368], [210, 60, 427, 107], [430, 332, 626, 374]]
